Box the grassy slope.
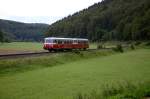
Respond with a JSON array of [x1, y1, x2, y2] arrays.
[[0, 49, 150, 99]]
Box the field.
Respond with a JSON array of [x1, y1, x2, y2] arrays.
[[0, 42, 97, 54], [0, 47, 150, 99], [0, 41, 127, 55], [0, 42, 44, 54]]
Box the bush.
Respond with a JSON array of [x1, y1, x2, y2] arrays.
[[145, 42, 150, 46], [97, 43, 105, 49], [4, 38, 12, 43], [126, 41, 132, 45], [130, 44, 135, 50], [135, 41, 141, 46], [113, 44, 124, 53]]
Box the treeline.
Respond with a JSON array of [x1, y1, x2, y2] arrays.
[[0, 19, 49, 42], [46, 0, 150, 41]]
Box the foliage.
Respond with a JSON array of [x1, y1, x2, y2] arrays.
[[113, 44, 124, 53], [46, 0, 150, 41], [0, 29, 4, 42], [145, 41, 150, 46], [135, 41, 142, 46], [97, 43, 105, 49], [130, 43, 135, 50]]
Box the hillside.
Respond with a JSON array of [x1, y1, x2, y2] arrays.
[[46, 0, 150, 41], [0, 19, 49, 42]]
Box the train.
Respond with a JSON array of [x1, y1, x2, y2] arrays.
[[43, 37, 89, 52]]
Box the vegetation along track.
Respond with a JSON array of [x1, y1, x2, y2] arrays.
[[0, 48, 112, 59]]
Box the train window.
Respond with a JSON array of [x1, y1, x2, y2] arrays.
[[54, 40, 57, 43], [67, 40, 69, 44], [83, 41, 85, 44], [68, 40, 69, 44], [64, 40, 67, 44], [73, 40, 78, 44], [59, 41, 62, 44], [62, 40, 64, 44], [58, 40, 62, 44], [45, 39, 53, 43]]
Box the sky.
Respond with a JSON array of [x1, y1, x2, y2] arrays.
[[0, 0, 102, 24]]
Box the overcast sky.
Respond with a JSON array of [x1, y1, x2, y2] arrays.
[[0, 0, 102, 24]]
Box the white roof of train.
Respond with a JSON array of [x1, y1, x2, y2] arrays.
[[45, 37, 88, 41]]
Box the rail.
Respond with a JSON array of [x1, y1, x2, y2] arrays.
[[0, 48, 113, 59]]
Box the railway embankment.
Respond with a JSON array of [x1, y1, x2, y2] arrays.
[[0, 50, 115, 75]]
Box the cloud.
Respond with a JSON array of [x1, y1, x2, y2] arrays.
[[0, 0, 101, 24]]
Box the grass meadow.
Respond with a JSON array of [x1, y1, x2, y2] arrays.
[[0, 42, 44, 54], [0, 41, 144, 54], [0, 41, 123, 54], [0, 47, 150, 99], [0, 42, 99, 54]]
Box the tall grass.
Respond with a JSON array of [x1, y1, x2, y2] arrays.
[[74, 81, 150, 99]]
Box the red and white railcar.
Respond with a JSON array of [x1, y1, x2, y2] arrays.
[[43, 37, 89, 51]]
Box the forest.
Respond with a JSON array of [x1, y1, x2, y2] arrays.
[[0, 19, 49, 42], [46, 0, 150, 41]]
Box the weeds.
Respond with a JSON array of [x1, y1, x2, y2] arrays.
[[113, 44, 124, 53], [74, 81, 150, 99]]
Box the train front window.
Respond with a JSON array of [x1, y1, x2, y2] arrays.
[[45, 39, 53, 43]]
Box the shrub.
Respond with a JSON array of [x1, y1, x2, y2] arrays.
[[145, 42, 150, 46], [97, 43, 105, 49], [113, 44, 124, 53], [135, 41, 141, 46], [130, 44, 135, 50], [126, 41, 132, 45]]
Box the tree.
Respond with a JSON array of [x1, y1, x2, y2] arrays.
[[0, 29, 4, 42], [46, 0, 150, 41]]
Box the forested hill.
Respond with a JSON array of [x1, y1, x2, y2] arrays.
[[0, 19, 49, 42], [46, 0, 150, 41]]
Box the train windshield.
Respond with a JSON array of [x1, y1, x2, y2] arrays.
[[45, 39, 53, 43]]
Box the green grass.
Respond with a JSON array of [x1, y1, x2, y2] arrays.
[[0, 50, 114, 75], [0, 49, 150, 99], [0, 42, 104, 54], [74, 81, 150, 99], [89, 43, 97, 49], [0, 42, 44, 53]]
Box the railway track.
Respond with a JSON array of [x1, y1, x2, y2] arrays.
[[0, 48, 112, 59], [0, 51, 50, 59]]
